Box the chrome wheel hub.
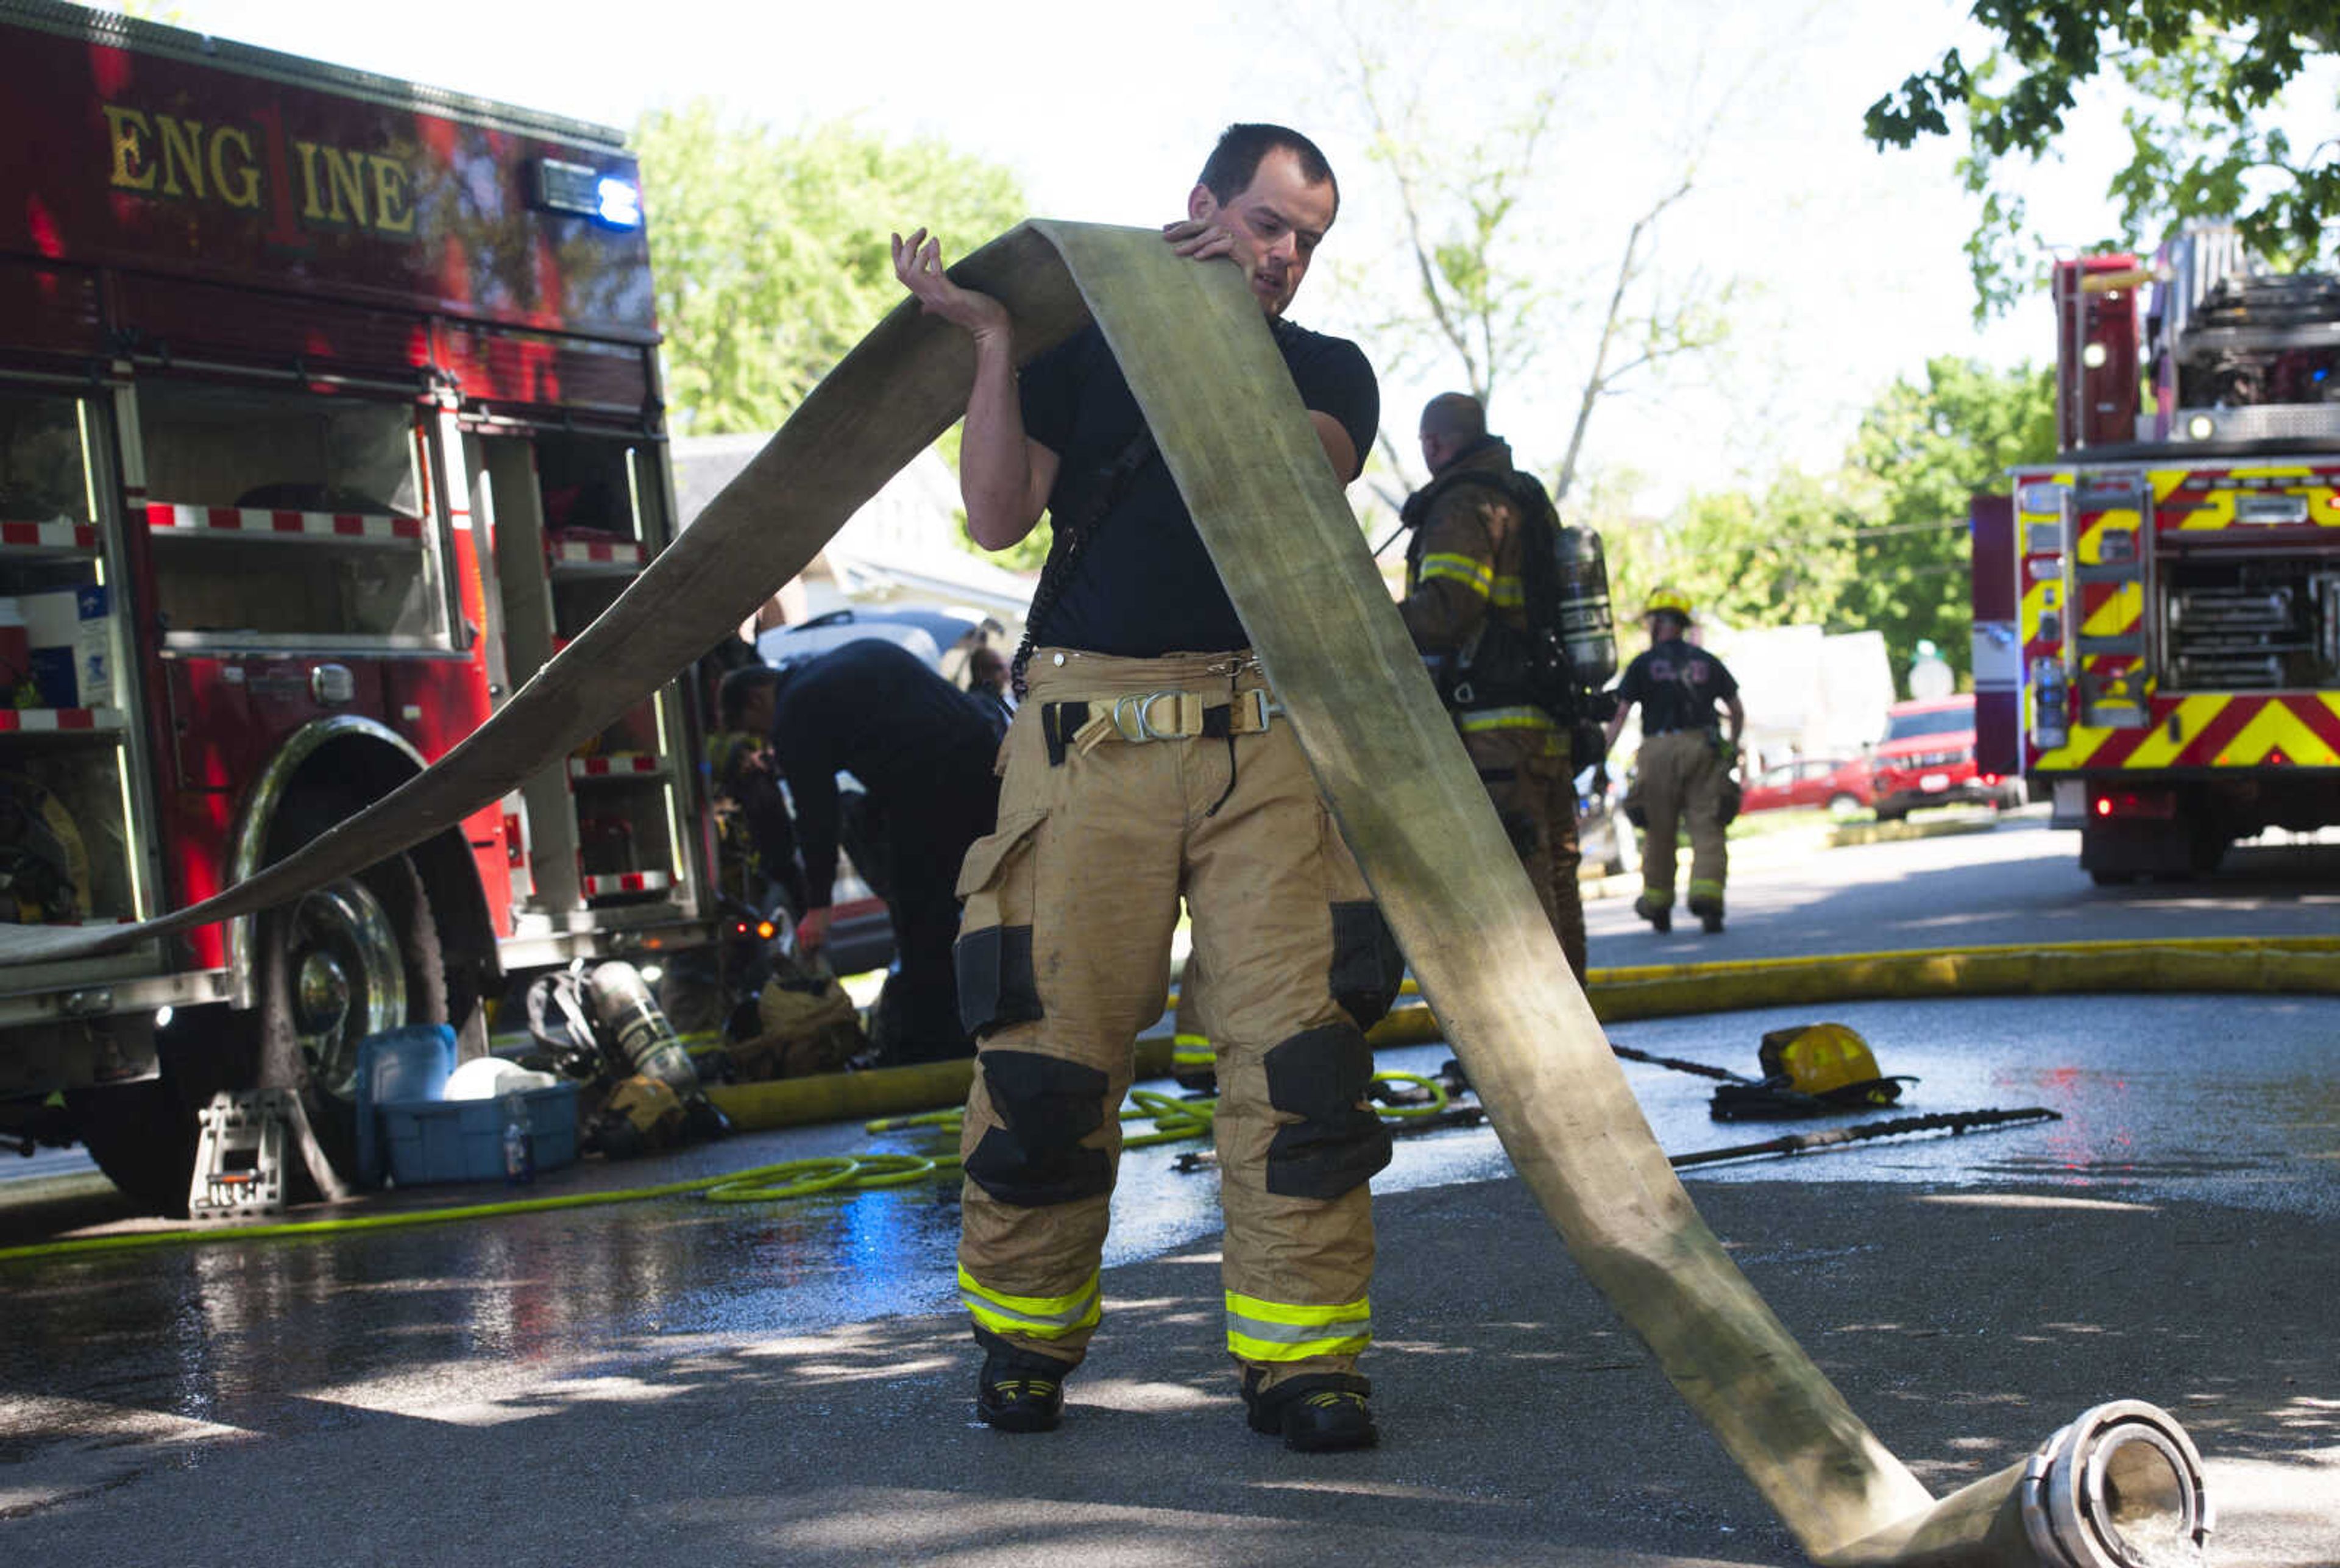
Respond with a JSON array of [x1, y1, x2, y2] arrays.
[[285, 879, 404, 1104]]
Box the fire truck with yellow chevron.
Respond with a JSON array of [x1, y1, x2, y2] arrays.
[[1973, 227, 2340, 883]]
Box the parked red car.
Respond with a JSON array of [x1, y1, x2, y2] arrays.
[[1740, 755, 1874, 817], [1868, 696, 2023, 821]]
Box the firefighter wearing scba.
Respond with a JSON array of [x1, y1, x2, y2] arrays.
[[1396, 392, 1588, 981], [892, 122, 1399, 1453], [1606, 588, 1743, 934]]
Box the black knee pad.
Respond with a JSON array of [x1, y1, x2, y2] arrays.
[[1327, 901, 1404, 1031], [954, 923, 1043, 1038], [963, 1050, 1113, 1207], [1262, 1023, 1392, 1200]]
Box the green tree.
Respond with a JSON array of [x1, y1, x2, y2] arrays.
[[1866, 3, 2339, 315], [1838, 358, 2055, 684], [1601, 468, 1865, 645], [636, 101, 1025, 436]]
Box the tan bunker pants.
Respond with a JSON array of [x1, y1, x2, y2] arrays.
[[1457, 714, 1585, 982], [1635, 728, 1728, 914], [952, 650, 1403, 1391]]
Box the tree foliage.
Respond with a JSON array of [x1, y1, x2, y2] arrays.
[[636, 101, 1025, 435], [1601, 468, 1862, 645], [1601, 359, 2051, 692], [1836, 358, 2055, 682], [1866, 2, 2339, 316]]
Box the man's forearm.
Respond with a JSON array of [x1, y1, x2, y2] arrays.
[[960, 328, 1035, 550]]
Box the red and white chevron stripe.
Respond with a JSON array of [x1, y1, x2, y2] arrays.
[[568, 752, 662, 778], [582, 870, 672, 896], [0, 518, 98, 551], [0, 708, 121, 733], [548, 537, 645, 567], [145, 503, 423, 541]]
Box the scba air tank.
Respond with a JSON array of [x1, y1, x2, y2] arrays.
[[584, 960, 729, 1138], [1554, 526, 1617, 687]]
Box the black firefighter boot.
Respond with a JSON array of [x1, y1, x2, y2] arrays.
[[1243, 1368, 1378, 1452], [1633, 892, 1673, 934], [974, 1330, 1072, 1433], [1690, 896, 1725, 935]]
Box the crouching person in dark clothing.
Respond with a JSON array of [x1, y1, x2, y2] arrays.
[[724, 640, 1002, 1064]]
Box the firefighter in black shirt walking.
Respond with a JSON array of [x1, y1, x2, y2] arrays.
[[1604, 587, 1743, 934]]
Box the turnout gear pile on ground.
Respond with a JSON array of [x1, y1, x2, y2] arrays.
[[951, 650, 1403, 1421], [738, 955, 868, 1080], [523, 962, 731, 1158]]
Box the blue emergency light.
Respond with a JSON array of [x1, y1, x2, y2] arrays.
[[532, 157, 643, 229]]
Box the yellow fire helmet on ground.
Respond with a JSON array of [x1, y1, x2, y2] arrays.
[[1756, 1023, 1911, 1107]]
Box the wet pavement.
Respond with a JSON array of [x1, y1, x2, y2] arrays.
[[1, 815, 2335, 1563]]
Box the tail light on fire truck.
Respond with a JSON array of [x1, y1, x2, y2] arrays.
[[2092, 789, 2176, 821]]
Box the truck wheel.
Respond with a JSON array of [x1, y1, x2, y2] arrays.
[[67, 1074, 200, 1215], [260, 843, 448, 1190], [1826, 793, 1863, 820]]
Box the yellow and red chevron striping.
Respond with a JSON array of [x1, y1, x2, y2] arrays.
[[2041, 694, 2340, 770]]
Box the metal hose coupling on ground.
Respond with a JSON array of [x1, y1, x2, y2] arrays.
[[1820, 1400, 2211, 1567]]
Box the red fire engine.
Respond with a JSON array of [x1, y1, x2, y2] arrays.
[[0, 1, 714, 1207], [1973, 227, 2340, 882]]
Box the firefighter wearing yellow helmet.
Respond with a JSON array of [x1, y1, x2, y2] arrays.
[[1603, 588, 1744, 934]]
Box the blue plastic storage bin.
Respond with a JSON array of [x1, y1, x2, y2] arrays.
[[378, 1081, 580, 1187], [353, 1025, 456, 1188]]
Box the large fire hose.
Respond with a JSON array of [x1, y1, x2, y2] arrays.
[[0, 224, 2207, 1566]]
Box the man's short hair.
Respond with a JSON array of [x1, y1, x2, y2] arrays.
[[718, 665, 781, 730], [1419, 392, 1486, 444], [1198, 123, 1338, 218]]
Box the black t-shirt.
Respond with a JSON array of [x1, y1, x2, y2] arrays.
[[1019, 318, 1379, 655], [1617, 641, 1739, 734], [767, 639, 999, 908]]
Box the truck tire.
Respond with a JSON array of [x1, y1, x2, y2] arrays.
[[67, 1074, 201, 1215], [69, 793, 453, 1216], [257, 793, 450, 1191], [1826, 793, 1863, 820]]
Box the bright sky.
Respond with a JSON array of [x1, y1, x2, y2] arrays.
[[155, 0, 2147, 514]]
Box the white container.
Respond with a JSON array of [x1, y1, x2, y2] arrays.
[[18, 585, 112, 709]]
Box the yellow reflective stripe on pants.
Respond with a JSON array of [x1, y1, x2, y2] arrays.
[[1688, 878, 1725, 906], [1171, 1031, 1214, 1067], [1457, 706, 1559, 733], [1224, 1288, 1372, 1361], [1459, 706, 1565, 758], [960, 1266, 1102, 1341], [1419, 553, 1492, 597]]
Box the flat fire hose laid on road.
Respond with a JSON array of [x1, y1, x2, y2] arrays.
[[0, 223, 2207, 1566]]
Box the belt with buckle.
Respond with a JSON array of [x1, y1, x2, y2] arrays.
[[1040, 689, 1280, 764]]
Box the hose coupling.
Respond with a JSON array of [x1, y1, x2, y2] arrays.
[[2020, 1400, 2210, 1567]]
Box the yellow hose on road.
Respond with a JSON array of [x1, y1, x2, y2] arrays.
[[700, 935, 2340, 1133]]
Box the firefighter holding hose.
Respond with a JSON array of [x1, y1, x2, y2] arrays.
[[892, 123, 1397, 1452]]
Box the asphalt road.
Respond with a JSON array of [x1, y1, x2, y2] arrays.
[[1, 807, 2334, 1565], [1587, 806, 2340, 961]]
